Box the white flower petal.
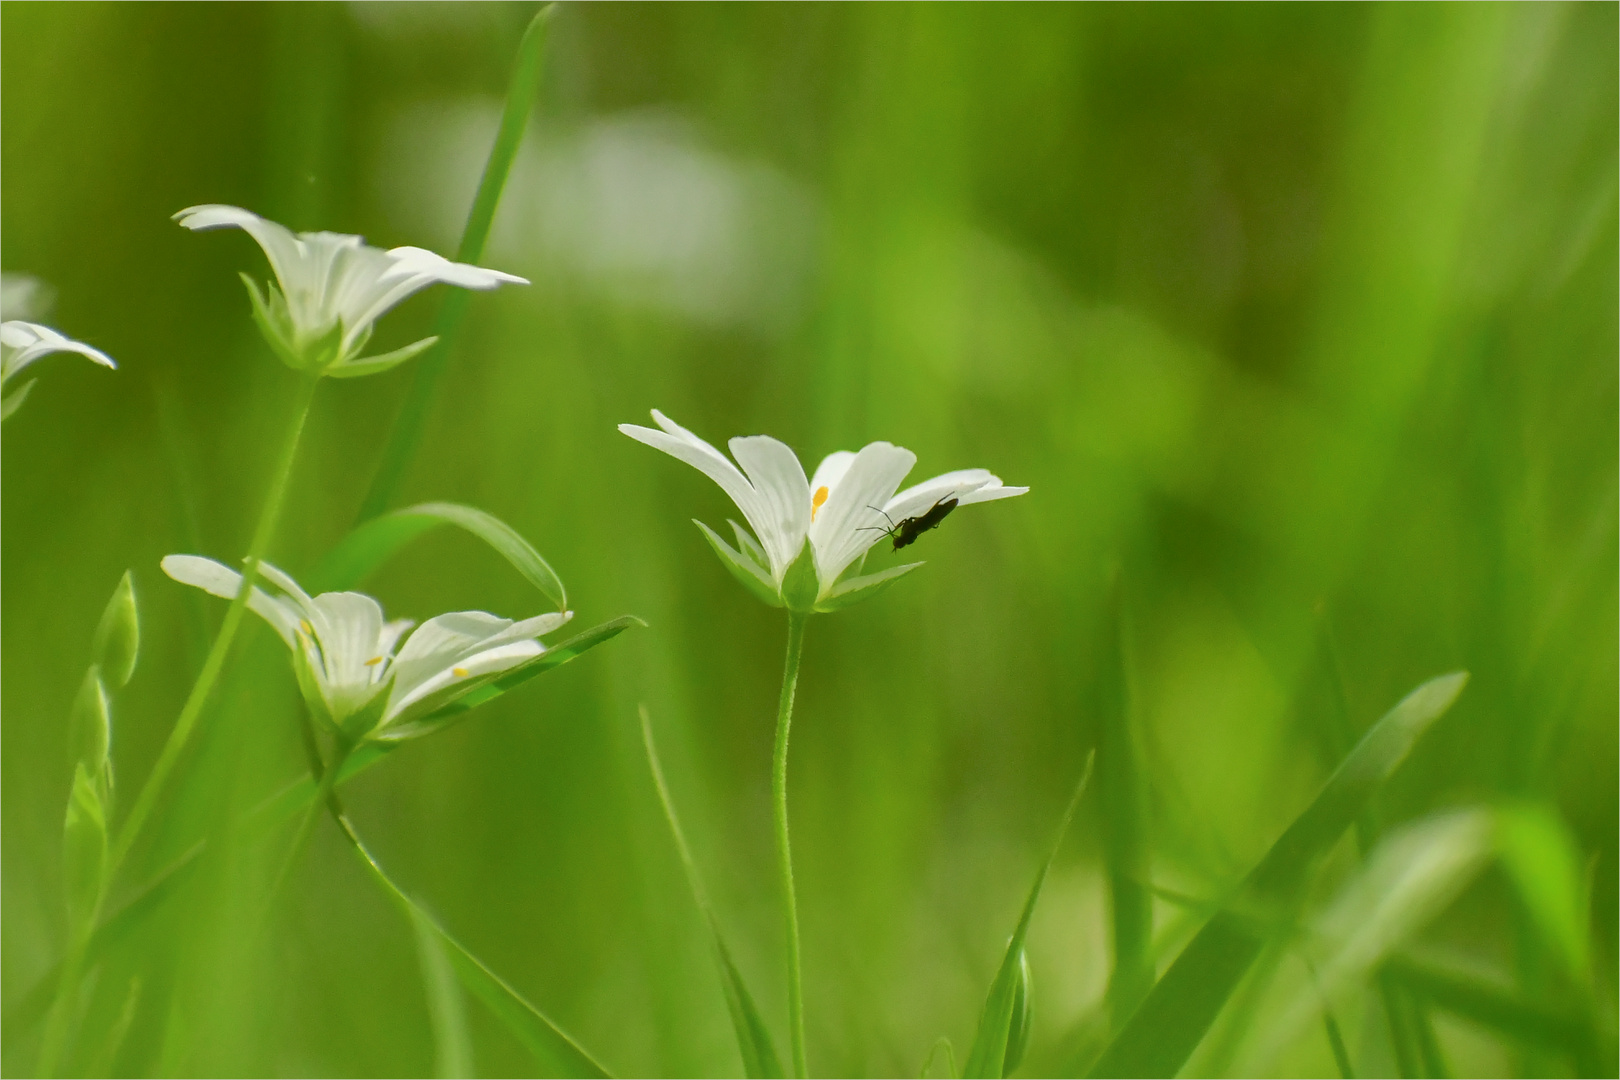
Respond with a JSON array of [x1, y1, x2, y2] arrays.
[[728, 435, 812, 581], [884, 469, 999, 523], [808, 451, 857, 498], [809, 441, 917, 587], [386, 639, 544, 721], [1, 320, 115, 383], [160, 554, 300, 647], [174, 205, 307, 301], [955, 482, 1030, 506], [619, 411, 774, 561]]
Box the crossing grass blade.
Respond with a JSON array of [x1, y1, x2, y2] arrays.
[[358, 4, 555, 519], [333, 808, 611, 1078], [307, 500, 567, 609], [640, 706, 784, 1078], [1086, 672, 1469, 1079], [412, 906, 477, 1080], [962, 753, 1094, 1079]]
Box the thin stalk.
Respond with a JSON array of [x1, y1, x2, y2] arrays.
[[110, 372, 321, 878], [38, 373, 320, 1077], [773, 612, 810, 1079], [1098, 571, 1151, 1025], [263, 734, 351, 920], [358, 5, 552, 521]]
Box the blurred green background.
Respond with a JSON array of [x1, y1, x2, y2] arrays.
[[3, 2, 1615, 1077]]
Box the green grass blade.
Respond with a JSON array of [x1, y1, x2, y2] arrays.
[[308, 500, 567, 609], [1087, 672, 1469, 1079], [412, 906, 477, 1079], [1385, 954, 1614, 1076], [1493, 803, 1591, 980], [339, 815, 610, 1078], [640, 706, 784, 1078], [358, 5, 554, 520], [1095, 573, 1151, 1024], [963, 753, 1094, 1079]]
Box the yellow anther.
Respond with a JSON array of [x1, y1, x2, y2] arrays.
[[453, 666, 469, 678], [811, 485, 830, 521], [364, 656, 384, 666], [300, 619, 313, 634]]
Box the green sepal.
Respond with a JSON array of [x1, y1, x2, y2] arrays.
[[779, 538, 820, 614], [302, 317, 347, 373], [727, 519, 768, 569], [0, 378, 36, 420], [62, 762, 108, 932], [814, 561, 924, 613], [92, 571, 139, 690], [69, 667, 111, 794], [696, 520, 783, 608], [336, 681, 395, 744], [1004, 950, 1032, 1076], [240, 274, 305, 370], [327, 336, 439, 380], [291, 637, 338, 736]]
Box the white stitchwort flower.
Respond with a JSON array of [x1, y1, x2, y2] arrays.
[[174, 204, 528, 377], [1, 320, 116, 420], [619, 410, 1027, 612], [161, 555, 571, 741]]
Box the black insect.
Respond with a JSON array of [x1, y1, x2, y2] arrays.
[[859, 495, 959, 551]]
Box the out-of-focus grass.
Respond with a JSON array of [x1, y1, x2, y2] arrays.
[[2, 3, 1614, 1077]]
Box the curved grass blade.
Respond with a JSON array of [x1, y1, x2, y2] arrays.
[[359, 5, 554, 519], [412, 906, 477, 1079], [963, 753, 1094, 1078], [333, 809, 610, 1077], [641, 706, 784, 1078], [1087, 671, 1469, 1079], [309, 501, 566, 609]]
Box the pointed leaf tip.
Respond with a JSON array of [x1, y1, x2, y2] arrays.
[[92, 571, 140, 690]]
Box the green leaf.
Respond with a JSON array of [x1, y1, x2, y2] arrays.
[[964, 753, 1094, 1078], [308, 500, 567, 609], [1087, 671, 1469, 1079], [641, 706, 784, 1078], [406, 616, 642, 730], [340, 816, 611, 1077], [239, 274, 303, 370], [1240, 808, 1496, 1073], [69, 667, 111, 786], [780, 539, 820, 614], [1493, 802, 1591, 979], [1003, 951, 1033, 1077], [813, 560, 925, 613], [697, 520, 783, 609], [62, 762, 107, 931], [327, 336, 439, 380], [91, 571, 139, 690]]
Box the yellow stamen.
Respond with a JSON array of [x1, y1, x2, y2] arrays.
[[453, 666, 469, 678], [811, 485, 829, 521], [300, 619, 313, 634], [364, 656, 383, 666]]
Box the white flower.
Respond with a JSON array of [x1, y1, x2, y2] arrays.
[[1, 273, 55, 321], [619, 410, 1028, 611], [1, 320, 116, 420], [173, 204, 528, 377], [161, 555, 571, 741]]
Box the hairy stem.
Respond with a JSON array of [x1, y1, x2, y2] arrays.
[[773, 612, 810, 1078]]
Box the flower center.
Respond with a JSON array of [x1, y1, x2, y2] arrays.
[[811, 485, 829, 521]]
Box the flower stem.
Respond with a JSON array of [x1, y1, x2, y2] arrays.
[[773, 612, 810, 1079], [38, 374, 319, 1077], [110, 372, 320, 878], [263, 733, 350, 921]]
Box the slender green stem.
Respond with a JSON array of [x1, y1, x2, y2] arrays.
[[773, 612, 810, 1079], [38, 373, 319, 1076], [109, 373, 320, 878], [358, 5, 552, 521], [263, 735, 350, 920]]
